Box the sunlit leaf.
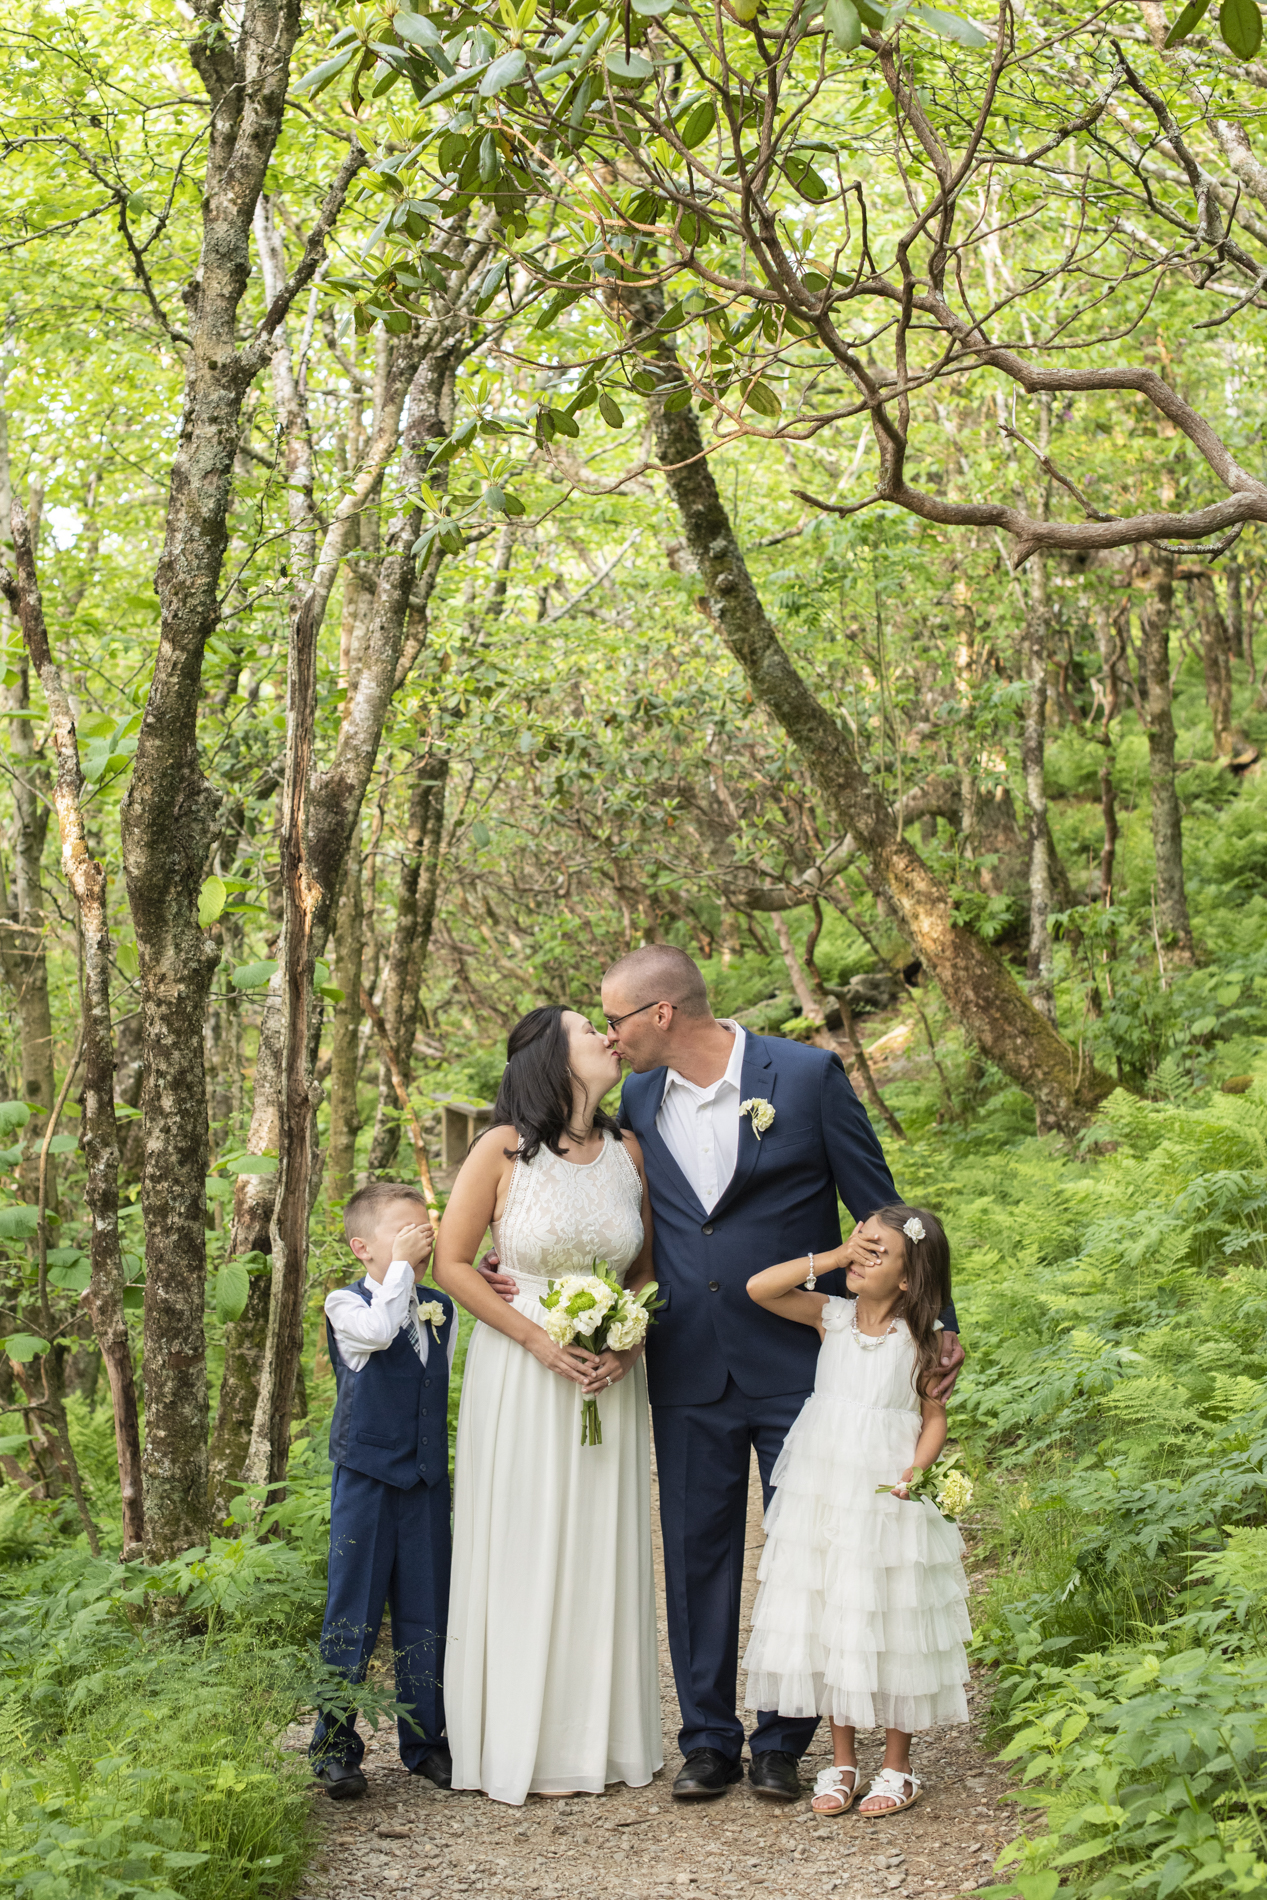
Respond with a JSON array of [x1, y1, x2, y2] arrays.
[[1220, 0, 1262, 55], [1164, 0, 1212, 42], [198, 875, 227, 928], [215, 1258, 251, 1325]]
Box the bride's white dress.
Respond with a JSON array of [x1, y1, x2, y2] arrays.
[[448, 1132, 663, 1804]]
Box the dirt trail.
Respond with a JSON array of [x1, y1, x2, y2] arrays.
[[296, 1452, 1011, 1900]]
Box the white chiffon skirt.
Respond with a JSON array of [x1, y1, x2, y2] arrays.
[[742, 1389, 972, 1732], [447, 1292, 663, 1804]]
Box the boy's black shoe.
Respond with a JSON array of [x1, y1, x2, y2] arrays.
[[313, 1760, 369, 1800], [672, 1749, 744, 1799], [410, 1745, 453, 1789], [748, 1751, 802, 1801]]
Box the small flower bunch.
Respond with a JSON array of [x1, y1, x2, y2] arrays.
[[740, 1096, 776, 1139], [541, 1261, 663, 1446], [416, 1299, 446, 1344], [876, 1449, 974, 1519]]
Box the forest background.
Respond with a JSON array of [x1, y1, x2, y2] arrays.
[[2, 0, 1267, 1893]]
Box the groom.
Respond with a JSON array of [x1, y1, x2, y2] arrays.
[[600, 945, 961, 1802]]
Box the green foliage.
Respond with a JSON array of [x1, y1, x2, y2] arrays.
[[904, 1080, 1267, 1898]]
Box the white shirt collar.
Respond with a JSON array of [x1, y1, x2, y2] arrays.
[[662, 1020, 746, 1102]]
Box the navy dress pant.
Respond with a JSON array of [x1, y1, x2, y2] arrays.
[[310, 1466, 451, 1769], [653, 1376, 818, 1762]]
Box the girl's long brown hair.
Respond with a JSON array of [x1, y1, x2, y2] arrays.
[[873, 1204, 952, 1400]]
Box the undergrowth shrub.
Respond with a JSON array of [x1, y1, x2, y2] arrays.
[[0, 1437, 402, 1900], [899, 1076, 1267, 1900]]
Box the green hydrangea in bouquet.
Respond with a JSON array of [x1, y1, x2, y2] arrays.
[[541, 1262, 663, 1446], [876, 1448, 974, 1519]]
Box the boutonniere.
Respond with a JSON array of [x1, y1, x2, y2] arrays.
[[416, 1299, 446, 1343], [740, 1097, 775, 1140]]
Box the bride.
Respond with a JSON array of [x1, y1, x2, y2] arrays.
[[433, 1004, 662, 1805]]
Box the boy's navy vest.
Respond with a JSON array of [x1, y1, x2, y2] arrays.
[[327, 1281, 456, 1490]]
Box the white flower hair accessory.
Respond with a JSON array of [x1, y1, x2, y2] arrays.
[[902, 1216, 926, 1243], [740, 1097, 775, 1139]]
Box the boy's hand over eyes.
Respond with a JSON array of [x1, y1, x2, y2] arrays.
[[393, 1221, 435, 1275]]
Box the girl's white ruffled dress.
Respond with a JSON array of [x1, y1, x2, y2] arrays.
[[742, 1296, 971, 1732]]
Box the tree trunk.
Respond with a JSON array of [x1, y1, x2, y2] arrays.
[[326, 841, 363, 1205], [119, 0, 358, 1560], [1191, 572, 1233, 757], [2, 504, 143, 1556], [1138, 557, 1195, 964], [1226, 558, 1245, 662], [240, 339, 461, 1492], [206, 976, 281, 1518], [367, 752, 447, 1173], [621, 286, 1114, 1133], [0, 487, 56, 1203], [1022, 560, 1056, 1028]]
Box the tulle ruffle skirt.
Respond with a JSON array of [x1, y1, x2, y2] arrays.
[[742, 1390, 971, 1732]]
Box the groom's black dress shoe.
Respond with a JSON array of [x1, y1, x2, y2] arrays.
[[673, 1749, 744, 1799], [748, 1751, 803, 1801], [410, 1745, 453, 1789], [312, 1759, 369, 1800]]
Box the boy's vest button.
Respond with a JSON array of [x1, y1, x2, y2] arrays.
[[421, 1437, 429, 1445], [708, 1280, 720, 1292], [424, 1378, 431, 1387], [702, 1222, 713, 1234]]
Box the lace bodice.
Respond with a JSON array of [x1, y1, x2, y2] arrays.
[[492, 1132, 644, 1296]]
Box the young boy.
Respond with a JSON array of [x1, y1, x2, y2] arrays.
[[310, 1181, 458, 1800]]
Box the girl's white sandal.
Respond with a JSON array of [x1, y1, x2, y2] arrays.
[[811, 1765, 860, 1815], [860, 1767, 922, 1817]]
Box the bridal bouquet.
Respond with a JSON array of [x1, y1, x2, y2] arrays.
[[541, 1262, 662, 1447], [876, 1449, 974, 1519]]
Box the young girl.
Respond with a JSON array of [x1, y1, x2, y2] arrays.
[[741, 1206, 971, 1817]]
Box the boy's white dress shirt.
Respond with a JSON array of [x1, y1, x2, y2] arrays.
[[325, 1260, 459, 1373]]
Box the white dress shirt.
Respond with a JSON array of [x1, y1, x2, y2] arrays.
[[655, 1021, 746, 1213], [324, 1259, 458, 1373]]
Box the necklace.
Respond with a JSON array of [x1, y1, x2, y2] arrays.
[[850, 1312, 900, 1351]]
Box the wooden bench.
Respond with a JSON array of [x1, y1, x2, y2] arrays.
[[439, 1099, 495, 1170]]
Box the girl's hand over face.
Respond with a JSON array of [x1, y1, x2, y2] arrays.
[[840, 1222, 883, 1278]]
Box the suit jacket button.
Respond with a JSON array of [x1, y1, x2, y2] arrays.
[[708, 1280, 720, 1292], [702, 1222, 714, 1235], [421, 1437, 429, 1445]]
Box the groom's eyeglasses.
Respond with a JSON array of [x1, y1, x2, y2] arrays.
[[604, 998, 672, 1032]]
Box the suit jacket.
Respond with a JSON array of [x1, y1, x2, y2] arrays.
[[619, 1034, 955, 1407]]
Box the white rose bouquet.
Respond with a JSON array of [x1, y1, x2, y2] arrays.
[[541, 1261, 662, 1446]]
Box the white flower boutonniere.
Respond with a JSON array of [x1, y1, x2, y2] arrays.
[[740, 1097, 776, 1140], [416, 1299, 446, 1343]]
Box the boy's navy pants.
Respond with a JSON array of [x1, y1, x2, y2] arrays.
[[310, 1465, 451, 1769]]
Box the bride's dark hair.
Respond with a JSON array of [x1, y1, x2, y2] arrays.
[[487, 1004, 624, 1164], [873, 1204, 952, 1400]]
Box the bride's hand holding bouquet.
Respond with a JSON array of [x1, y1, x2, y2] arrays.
[[541, 1263, 663, 1445]]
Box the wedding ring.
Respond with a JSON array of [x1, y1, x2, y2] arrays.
[[606, 1374, 613, 1387]]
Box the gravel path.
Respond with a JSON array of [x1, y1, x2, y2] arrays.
[[295, 1451, 1010, 1900]]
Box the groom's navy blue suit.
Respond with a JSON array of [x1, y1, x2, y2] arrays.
[[620, 1032, 955, 1762]]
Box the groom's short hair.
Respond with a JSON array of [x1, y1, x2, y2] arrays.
[[604, 945, 710, 1018]]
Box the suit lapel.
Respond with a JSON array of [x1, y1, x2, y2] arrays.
[[633, 1072, 711, 1219], [710, 1034, 775, 1222]]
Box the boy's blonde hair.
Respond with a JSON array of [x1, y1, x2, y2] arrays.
[[343, 1180, 429, 1243]]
